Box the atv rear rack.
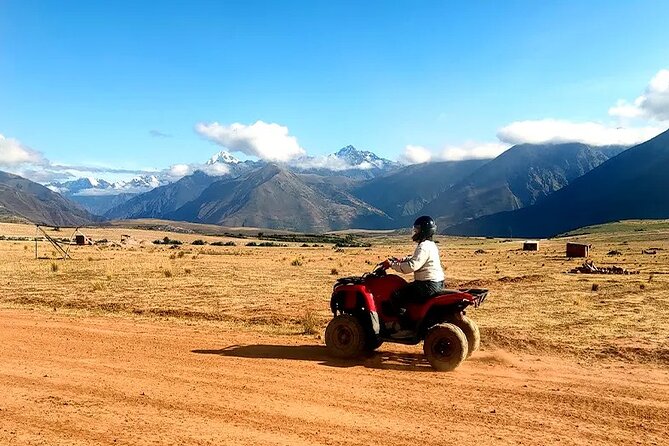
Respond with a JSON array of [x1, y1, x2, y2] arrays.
[[460, 288, 488, 308]]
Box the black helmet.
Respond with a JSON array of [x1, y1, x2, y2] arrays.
[[412, 215, 436, 242]]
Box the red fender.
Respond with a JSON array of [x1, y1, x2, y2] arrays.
[[330, 284, 377, 313], [407, 291, 475, 321]]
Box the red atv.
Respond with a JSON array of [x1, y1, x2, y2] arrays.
[[324, 263, 488, 371]]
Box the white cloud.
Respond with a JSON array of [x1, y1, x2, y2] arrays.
[[497, 119, 664, 146], [19, 168, 74, 183], [166, 164, 192, 178], [608, 100, 645, 119], [399, 142, 509, 164], [201, 162, 231, 176], [291, 154, 362, 171], [161, 161, 231, 181], [0, 134, 44, 166], [195, 120, 306, 162], [293, 156, 350, 171], [609, 69, 669, 121], [440, 141, 510, 161], [401, 145, 432, 164]]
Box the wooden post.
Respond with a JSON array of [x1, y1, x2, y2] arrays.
[[36, 225, 71, 259]]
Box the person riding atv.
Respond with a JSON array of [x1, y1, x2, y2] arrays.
[[324, 215, 488, 370], [383, 216, 444, 338]]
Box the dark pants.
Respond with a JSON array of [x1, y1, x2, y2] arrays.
[[391, 280, 444, 314]]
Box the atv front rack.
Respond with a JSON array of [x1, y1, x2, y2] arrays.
[[460, 288, 488, 308], [333, 276, 365, 289]]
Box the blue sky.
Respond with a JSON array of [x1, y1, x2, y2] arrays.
[[1, 0, 668, 182]]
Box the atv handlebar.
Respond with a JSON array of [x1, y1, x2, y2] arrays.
[[367, 262, 388, 277]]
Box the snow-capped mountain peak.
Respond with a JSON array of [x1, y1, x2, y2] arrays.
[[207, 150, 240, 165], [333, 145, 395, 170], [46, 177, 113, 195], [47, 175, 167, 197], [120, 174, 163, 189]]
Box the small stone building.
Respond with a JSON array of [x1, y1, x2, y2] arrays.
[[523, 240, 539, 251], [566, 242, 590, 258]]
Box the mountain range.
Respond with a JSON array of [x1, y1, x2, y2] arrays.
[[0, 171, 95, 226], [170, 164, 390, 232], [423, 143, 626, 228], [87, 143, 638, 232], [49, 146, 398, 215], [3, 132, 669, 234], [445, 129, 669, 237], [47, 175, 169, 215]]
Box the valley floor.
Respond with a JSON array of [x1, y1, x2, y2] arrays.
[[1, 309, 668, 446]]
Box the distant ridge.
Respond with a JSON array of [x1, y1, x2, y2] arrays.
[[352, 159, 489, 219], [170, 164, 392, 232], [445, 129, 669, 237], [424, 143, 625, 228], [0, 170, 94, 226], [105, 171, 219, 220]]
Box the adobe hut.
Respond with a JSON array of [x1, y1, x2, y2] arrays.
[[523, 240, 539, 251], [566, 242, 590, 258]]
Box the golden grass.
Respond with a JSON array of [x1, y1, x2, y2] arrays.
[[1, 221, 669, 363]]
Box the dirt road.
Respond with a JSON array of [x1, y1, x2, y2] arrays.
[[1, 310, 667, 445]]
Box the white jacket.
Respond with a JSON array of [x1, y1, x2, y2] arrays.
[[391, 240, 445, 282]]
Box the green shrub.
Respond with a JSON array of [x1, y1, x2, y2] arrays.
[[154, 236, 183, 245], [299, 310, 320, 335]]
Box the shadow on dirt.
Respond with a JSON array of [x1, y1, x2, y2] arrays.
[[192, 344, 435, 372]]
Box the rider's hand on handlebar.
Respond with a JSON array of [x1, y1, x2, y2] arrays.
[[381, 259, 392, 270]]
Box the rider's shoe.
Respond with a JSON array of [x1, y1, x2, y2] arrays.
[[390, 329, 414, 339]]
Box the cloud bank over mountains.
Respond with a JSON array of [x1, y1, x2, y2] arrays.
[[496, 120, 662, 147], [401, 142, 511, 164], [399, 68, 669, 164], [0, 135, 45, 167]]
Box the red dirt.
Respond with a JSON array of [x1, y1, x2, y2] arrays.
[[1, 310, 668, 445]]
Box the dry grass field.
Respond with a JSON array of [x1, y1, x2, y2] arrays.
[[2, 220, 669, 445], [1, 220, 668, 363]]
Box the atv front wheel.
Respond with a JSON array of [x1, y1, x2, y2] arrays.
[[325, 315, 367, 359], [423, 323, 468, 371], [450, 316, 480, 358]]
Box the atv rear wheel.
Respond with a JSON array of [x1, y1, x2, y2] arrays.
[[325, 315, 367, 359], [450, 316, 480, 358], [423, 323, 468, 371]]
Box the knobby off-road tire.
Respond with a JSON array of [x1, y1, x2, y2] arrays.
[[450, 316, 480, 358], [423, 323, 468, 371], [325, 315, 367, 359]]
